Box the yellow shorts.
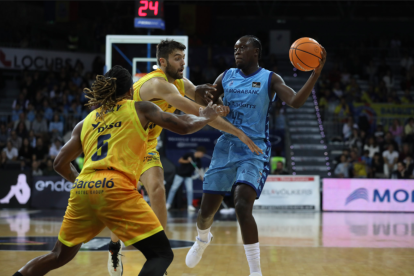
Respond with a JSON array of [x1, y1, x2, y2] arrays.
[[141, 147, 163, 175], [58, 171, 163, 247]]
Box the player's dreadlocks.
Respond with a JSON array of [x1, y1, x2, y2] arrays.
[[84, 65, 133, 122], [242, 35, 262, 59]]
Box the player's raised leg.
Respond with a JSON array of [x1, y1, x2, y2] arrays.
[[12, 241, 81, 276], [233, 184, 262, 276], [185, 193, 222, 268]]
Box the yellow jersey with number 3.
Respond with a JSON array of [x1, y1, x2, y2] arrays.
[[133, 69, 185, 149], [80, 99, 148, 185]]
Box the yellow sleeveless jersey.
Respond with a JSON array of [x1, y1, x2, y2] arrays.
[[80, 99, 148, 185], [133, 69, 185, 149]]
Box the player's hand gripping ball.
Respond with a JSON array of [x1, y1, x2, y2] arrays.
[[289, 37, 323, 72]]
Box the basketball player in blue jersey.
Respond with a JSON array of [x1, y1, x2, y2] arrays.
[[186, 35, 327, 276]]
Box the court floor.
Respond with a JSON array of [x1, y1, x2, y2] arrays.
[[1, 209, 414, 276]]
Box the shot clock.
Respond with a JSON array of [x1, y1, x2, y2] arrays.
[[134, 0, 165, 30]]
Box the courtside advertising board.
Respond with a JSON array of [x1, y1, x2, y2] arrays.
[[254, 175, 320, 210], [323, 178, 414, 212]]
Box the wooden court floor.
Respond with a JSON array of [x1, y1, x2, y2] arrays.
[[1, 210, 414, 276]]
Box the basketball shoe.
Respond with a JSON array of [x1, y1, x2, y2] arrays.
[[185, 233, 213, 268], [108, 240, 123, 276], [249, 273, 262, 276]]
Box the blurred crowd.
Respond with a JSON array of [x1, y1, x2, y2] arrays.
[[0, 63, 95, 175], [317, 48, 414, 179]]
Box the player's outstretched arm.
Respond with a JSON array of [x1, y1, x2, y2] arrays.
[[136, 101, 220, 135], [54, 120, 84, 183], [273, 46, 327, 108], [183, 77, 223, 106], [191, 73, 225, 106]]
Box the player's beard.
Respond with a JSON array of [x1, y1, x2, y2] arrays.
[[165, 61, 183, 80]]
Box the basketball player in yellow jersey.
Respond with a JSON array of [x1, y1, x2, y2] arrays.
[[12, 66, 224, 276]]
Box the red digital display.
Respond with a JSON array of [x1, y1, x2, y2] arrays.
[[136, 0, 163, 18]]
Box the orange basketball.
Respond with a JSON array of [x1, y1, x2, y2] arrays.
[[289, 37, 322, 71]]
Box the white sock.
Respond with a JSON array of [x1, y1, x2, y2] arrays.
[[244, 243, 261, 275], [196, 224, 211, 243]]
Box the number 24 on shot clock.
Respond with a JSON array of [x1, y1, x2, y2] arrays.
[[135, 0, 164, 18]]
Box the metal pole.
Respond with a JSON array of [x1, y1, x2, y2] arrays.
[[147, 29, 151, 73]]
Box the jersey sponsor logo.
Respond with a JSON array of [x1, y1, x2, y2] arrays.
[[92, 122, 101, 130], [72, 177, 115, 191], [227, 101, 256, 109], [224, 88, 259, 95], [252, 82, 261, 88], [97, 121, 122, 133], [229, 80, 233, 86]]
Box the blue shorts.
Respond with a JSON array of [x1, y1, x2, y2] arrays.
[[203, 135, 271, 199]]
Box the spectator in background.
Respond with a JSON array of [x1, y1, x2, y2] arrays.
[[12, 93, 29, 111], [383, 70, 395, 93], [342, 117, 358, 141], [371, 152, 384, 178], [400, 52, 413, 75], [335, 97, 351, 122], [49, 139, 62, 159], [272, 161, 289, 175], [383, 144, 399, 178], [347, 128, 362, 154], [11, 103, 23, 122], [403, 156, 414, 178], [334, 155, 350, 178], [8, 130, 22, 150], [0, 124, 8, 150], [31, 113, 48, 137], [26, 103, 36, 122], [374, 124, 385, 144], [364, 136, 380, 158], [382, 131, 399, 152], [32, 161, 43, 176], [349, 150, 367, 178], [398, 143, 412, 163], [43, 99, 54, 122], [13, 112, 30, 131], [15, 121, 28, 140], [404, 118, 414, 143], [49, 84, 60, 100], [166, 147, 206, 211], [341, 68, 351, 85], [28, 130, 36, 148], [389, 119, 403, 147], [49, 114, 64, 138], [361, 150, 372, 167], [43, 159, 58, 176], [2, 141, 18, 162], [392, 162, 411, 179], [19, 138, 33, 166], [0, 151, 8, 168], [33, 138, 48, 165], [332, 82, 343, 99]]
